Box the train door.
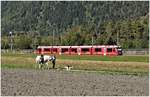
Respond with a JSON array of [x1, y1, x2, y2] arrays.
[[103, 47, 106, 56]]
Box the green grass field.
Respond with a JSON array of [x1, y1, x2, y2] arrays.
[[2, 53, 149, 62], [1, 53, 149, 76]]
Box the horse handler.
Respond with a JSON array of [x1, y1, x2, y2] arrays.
[[51, 55, 56, 69], [40, 54, 44, 64]]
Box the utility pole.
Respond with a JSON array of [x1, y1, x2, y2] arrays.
[[9, 31, 13, 51], [53, 30, 54, 46], [51, 30, 55, 54], [92, 36, 94, 46], [60, 33, 62, 45], [117, 31, 119, 45]]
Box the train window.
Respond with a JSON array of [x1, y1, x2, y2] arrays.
[[82, 48, 89, 52], [61, 48, 68, 53], [52, 48, 57, 52], [95, 48, 102, 52], [38, 48, 41, 51], [107, 48, 112, 52], [44, 48, 50, 51], [113, 48, 116, 52], [71, 48, 77, 53]]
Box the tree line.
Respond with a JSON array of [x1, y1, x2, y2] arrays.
[[1, 1, 149, 49]]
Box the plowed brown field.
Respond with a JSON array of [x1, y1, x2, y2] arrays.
[[1, 69, 149, 96]]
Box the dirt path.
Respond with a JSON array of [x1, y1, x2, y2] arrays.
[[1, 69, 149, 96]]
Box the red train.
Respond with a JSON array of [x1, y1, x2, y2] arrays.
[[35, 45, 123, 56]]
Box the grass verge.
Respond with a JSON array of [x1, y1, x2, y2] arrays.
[[2, 53, 149, 62]]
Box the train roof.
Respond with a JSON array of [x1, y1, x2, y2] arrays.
[[37, 45, 121, 48]]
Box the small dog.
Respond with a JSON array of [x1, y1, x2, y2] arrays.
[[64, 65, 73, 71]]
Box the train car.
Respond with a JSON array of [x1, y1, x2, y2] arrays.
[[35, 45, 123, 56]]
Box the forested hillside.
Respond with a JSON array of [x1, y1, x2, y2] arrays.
[[1, 1, 149, 49]]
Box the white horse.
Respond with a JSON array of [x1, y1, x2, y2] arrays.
[[36, 55, 56, 69]]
